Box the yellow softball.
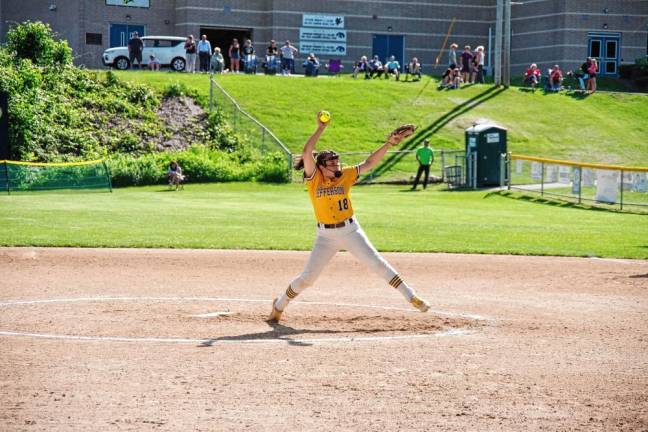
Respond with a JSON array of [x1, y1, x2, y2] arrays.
[[319, 111, 331, 123]]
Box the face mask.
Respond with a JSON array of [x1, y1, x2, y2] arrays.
[[321, 162, 342, 178]]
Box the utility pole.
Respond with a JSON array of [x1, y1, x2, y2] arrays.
[[494, 0, 504, 86]]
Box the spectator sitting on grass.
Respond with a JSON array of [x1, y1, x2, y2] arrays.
[[168, 161, 185, 190], [549, 65, 563, 91], [210, 47, 224, 73], [440, 64, 461, 89], [303, 53, 320, 77], [523, 63, 541, 88], [148, 55, 161, 71], [368, 55, 384, 78], [353, 56, 370, 79], [385, 55, 401, 81], [406, 57, 422, 81]]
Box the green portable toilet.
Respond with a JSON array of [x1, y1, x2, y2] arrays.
[[465, 123, 507, 187]]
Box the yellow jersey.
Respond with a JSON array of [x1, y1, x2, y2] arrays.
[[306, 165, 360, 224]]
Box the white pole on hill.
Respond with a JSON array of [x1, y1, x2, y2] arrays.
[[504, 0, 512, 87], [494, 0, 503, 86]]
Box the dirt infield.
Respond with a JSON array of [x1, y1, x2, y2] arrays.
[[1, 247, 647, 431]]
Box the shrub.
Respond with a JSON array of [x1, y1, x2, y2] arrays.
[[5, 21, 72, 67], [163, 81, 198, 98]]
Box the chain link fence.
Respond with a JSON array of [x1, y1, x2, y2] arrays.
[[501, 154, 648, 212], [209, 76, 293, 179]]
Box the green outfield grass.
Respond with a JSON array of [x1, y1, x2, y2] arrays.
[[1, 183, 646, 258], [117, 72, 648, 169]]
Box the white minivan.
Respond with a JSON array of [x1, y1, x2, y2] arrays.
[[103, 36, 187, 71]]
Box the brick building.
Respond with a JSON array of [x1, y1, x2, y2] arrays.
[[1, 0, 646, 76]]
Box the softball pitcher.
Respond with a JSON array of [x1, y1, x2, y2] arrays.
[[269, 113, 430, 322]]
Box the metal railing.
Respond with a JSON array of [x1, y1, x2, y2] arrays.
[[208, 76, 293, 178], [324, 149, 465, 185], [500, 153, 648, 212]]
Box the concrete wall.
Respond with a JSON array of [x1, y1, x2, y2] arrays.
[[510, 0, 648, 75]]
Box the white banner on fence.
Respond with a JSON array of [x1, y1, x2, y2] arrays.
[[595, 169, 619, 203], [300, 28, 347, 42], [299, 41, 347, 56], [632, 173, 647, 192], [582, 168, 595, 187], [558, 166, 571, 184], [545, 165, 558, 183], [571, 167, 581, 195], [515, 159, 523, 174], [531, 162, 542, 180], [303, 14, 345, 28]]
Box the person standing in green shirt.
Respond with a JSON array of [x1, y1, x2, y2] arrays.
[[412, 139, 434, 190]]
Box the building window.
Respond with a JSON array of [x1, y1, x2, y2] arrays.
[[86, 33, 103, 45]]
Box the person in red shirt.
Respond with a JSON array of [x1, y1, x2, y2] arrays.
[[523, 63, 541, 88], [549, 65, 563, 91]]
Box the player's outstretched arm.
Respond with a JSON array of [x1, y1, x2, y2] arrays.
[[358, 124, 416, 174], [301, 112, 330, 178]]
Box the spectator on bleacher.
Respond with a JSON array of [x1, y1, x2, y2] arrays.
[[210, 47, 224, 74], [369, 55, 384, 78], [197, 35, 212, 73], [242, 39, 256, 74], [385, 55, 401, 80], [460, 45, 474, 84], [265, 40, 279, 75], [303, 53, 320, 77], [406, 57, 422, 81], [523, 63, 541, 88], [353, 56, 370, 79], [148, 54, 161, 71], [184, 35, 197, 73], [448, 43, 458, 68], [549, 65, 563, 91], [280, 40, 299, 76], [228, 38, 241, 73], [586, 57, 598, 93], [472, 46, 485, 84]]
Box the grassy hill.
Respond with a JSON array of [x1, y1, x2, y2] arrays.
[[117, 72, 648, 171]]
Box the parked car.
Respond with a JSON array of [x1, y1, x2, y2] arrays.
[[103, 36, 187, 71]]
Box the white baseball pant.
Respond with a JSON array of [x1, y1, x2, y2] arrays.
[[275, 217, 416, 311]]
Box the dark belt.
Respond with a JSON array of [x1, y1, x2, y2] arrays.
[[318, 218, 354, 229]]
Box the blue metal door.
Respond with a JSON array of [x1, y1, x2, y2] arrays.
[[110, 24, 145, 48], [372, 34, 404, 67], [588, 32, 620, 76]]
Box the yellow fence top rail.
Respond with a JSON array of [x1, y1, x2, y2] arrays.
[[0, 159, 103, 167], [510, 154, 648, 173]]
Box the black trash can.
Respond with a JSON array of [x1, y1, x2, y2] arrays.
[[465, 123, 507, 187]]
